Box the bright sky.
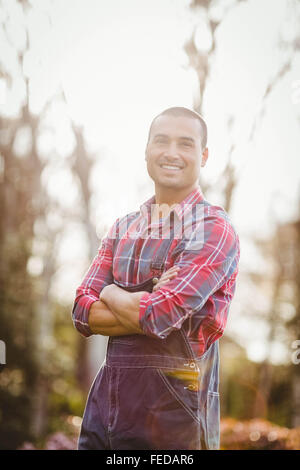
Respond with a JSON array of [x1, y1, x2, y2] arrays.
[[1, 0, 300, 365]]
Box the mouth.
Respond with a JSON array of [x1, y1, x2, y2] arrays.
[[160, 164, 183, 172]]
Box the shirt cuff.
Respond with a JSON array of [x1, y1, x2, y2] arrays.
[[73, 295, 98, 338]]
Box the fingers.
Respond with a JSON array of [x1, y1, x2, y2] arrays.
[[152, 278, 172, 292], [152, 266, 180, 292], [159, 272, 177, 283], [165, 266, 180, 273], [156, 272, 177, 286], [153, 278, 169, 289], [160, 266, 180, 279]]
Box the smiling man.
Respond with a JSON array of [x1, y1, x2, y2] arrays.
[[72, 106, 240, 450]]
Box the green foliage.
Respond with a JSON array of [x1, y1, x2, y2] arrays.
[[0, 234, 85, 449], [219, 339, 293, 428], [47, 302, 86, 427], [268, 365, 292, 427], [220, 344, 258, 420], [0, 235, 39, 450]]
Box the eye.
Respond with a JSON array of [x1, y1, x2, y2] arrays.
[[181, 142, 192, 147]]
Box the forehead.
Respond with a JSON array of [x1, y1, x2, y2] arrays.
[[150, 114, 202, 140]]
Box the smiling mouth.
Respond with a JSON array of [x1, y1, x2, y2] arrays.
[[160, 164, 183, 171]]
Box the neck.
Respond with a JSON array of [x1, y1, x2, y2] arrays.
[[154, 184, 199, 206]]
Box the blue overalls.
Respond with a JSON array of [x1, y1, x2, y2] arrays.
[[78, 238, 220, 450]]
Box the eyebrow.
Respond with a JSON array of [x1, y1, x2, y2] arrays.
[[153, 134, 195, 143]]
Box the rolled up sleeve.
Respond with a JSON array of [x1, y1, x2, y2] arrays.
[[139, 216, 240, 340], [71, 219, 119, 337]]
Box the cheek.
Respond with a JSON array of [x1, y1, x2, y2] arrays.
[[187, 157, 201, 176], [146, 154, 159, 169], [146, 157, 157, 177]]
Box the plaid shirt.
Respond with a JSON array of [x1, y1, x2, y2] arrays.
[[72, 186, 240, 358]]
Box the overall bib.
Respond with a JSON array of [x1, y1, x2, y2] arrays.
[[78, 237, 220, 450]]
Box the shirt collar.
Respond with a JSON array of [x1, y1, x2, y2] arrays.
[[139, 186, 204, 222]]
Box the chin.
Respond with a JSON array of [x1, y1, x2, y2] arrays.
[[159, 181, 183, 190]]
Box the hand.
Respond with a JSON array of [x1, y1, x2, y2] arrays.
[[153, 266, 180, 292]]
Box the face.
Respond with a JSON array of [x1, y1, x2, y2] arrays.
[[145, 114, 208, 196]]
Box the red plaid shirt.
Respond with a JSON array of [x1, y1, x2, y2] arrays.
[[72, 187, 240, 358]]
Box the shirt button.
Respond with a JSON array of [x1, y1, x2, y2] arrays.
[[152, 277, 159, 285]]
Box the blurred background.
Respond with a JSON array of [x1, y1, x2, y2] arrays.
[[0, 0, 300, 450]]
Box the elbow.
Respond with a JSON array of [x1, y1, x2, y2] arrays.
[[140, 304, 190, 340], [71, 301, 93, 338], [139, 306, 167, 339], [205, 305, 228, 343]]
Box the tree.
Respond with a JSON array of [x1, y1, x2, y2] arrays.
[[0, 0, 99, 446]]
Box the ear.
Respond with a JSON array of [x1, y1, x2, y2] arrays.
[[201, 147, 209, 167]]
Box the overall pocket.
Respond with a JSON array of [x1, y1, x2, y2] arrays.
[[156, 368, 200, 424]]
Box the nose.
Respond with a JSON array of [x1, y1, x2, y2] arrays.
[[163, 141, 180, 159]]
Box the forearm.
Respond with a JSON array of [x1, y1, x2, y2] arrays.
[[100, 285, 147, 334], [88, 300, 139, 336]]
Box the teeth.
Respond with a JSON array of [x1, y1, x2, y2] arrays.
[[161, 165, 181, 170]]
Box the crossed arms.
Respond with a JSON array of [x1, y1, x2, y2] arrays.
[[87, 290, 145, 336], [88, 266, 180, 336], [72, 215, 240, 340]]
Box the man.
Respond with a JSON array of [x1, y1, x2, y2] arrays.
[[72, 106, 240, 450]]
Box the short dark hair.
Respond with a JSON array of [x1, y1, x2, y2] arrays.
[[147, 106, 208, 149]]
